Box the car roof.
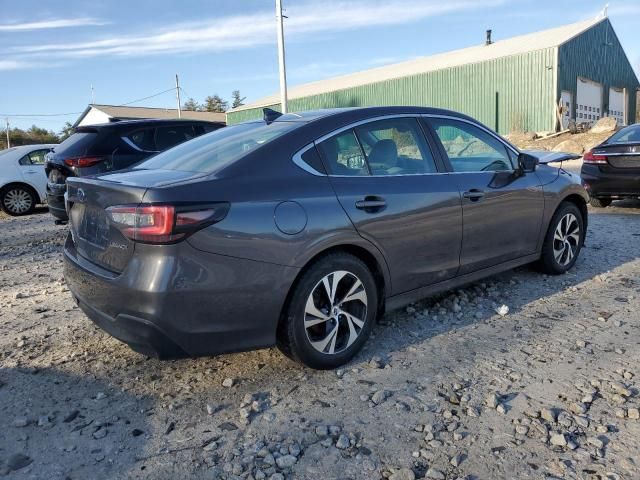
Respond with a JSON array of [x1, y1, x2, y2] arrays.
[[76, 118, 224, 131], [0, 144, 57, 152], [268, 106, 477, 125]]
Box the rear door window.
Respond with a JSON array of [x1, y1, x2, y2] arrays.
[[155, 125, 199, 151], [354, 118, 437, 175], [19, 149, 50, 165], [317, 130, 369, 176], [125, 128, 157, 152]]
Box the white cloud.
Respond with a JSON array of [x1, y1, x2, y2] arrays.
[[609, 4, 640, 16], [0, 17, 105, 32], [8, 0, 505, 60], [0, 60, 40, 71]]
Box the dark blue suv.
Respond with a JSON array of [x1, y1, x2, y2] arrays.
[[45, 119, 224, 222]]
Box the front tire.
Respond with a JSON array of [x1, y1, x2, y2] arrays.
[[277, 253, 378, 369], [590, 197, 612, 208], [1, 185, 37, 216], [539, 202, 584, 275]]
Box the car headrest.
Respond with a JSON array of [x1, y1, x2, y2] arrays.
[[368, 139, 398, 167]]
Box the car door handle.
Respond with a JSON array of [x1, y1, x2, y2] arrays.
[[25, 170, 38, 174], [462, 189, 485, 201], [355, 196, 386, 212]]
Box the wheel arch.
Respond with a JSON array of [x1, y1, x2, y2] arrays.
[[277, 243, 389, 337], [559, 193, 588, 240], [0, 181, 41, 204]]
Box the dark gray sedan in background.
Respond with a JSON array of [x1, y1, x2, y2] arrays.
[[63, 107, 588, 369]]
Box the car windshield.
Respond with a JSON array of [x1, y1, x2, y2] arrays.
[[135, 121, 298, 173], [607, 124, 640, 143]]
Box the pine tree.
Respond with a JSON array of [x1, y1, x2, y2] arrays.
[[203, 95, 228, 113], [231, 90, 246, 109], [182, 98, 200, 111]]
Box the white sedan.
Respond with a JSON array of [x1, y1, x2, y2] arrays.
[[0, 144, 57, 216]]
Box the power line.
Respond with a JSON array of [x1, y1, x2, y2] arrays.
[[116, 87, 178, 107], [1, 85, 181, 119], [0, 111, 82, 117]]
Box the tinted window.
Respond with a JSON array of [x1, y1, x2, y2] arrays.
[[203, 124, 223, 134], [430, 118, 514, 172], [55, 132, 97, 156], [354, 118, 436, 175], [317, 130, 368, 176], [126, 128, 156, 151], [299, 146, 326, 174], [155, 125, 199, 151], [607, 124, 640, 143], [136, 121, 297, 173]]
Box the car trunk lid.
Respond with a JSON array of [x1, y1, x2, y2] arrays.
[[594, 144, 640, 170], [66, 169, 209, 273], [67, 177, 148, 273]]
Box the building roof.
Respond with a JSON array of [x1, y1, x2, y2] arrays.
[[231, 17, 606, 113], [74, 104, 226, 127]]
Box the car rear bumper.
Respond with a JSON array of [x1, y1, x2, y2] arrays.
[[63, 233, 300, 358], [46, 183, 68, 220], [581, 165, 640, 198]]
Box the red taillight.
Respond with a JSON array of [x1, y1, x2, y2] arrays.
[[64, 156, 105, 168], [583, 150, 608, 164], [107, 204, 229, 244]]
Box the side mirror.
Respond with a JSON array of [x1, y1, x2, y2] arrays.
[[518, 153, 539, 173]]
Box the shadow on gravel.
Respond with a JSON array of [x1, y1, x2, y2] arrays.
[[0, 367, 156, 479], [350, 205, 640, 367]]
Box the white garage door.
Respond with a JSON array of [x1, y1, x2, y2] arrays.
[[576, 77, 603, 127], [608, 87, 626, 125]]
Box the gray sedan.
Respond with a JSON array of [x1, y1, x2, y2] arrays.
[[63, 107, 588, 369]]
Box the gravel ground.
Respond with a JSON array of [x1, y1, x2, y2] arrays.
[[1, 196, 639, 480]]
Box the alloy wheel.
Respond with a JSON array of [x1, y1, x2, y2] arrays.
[[553, 213, 580, 266], [304, 270, 368, 355], [3, 188, 33, 215]]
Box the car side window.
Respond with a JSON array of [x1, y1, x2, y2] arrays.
[[19, 149, 49, 165], [155, 125, 198, 151], [28, 149, 49, 165], [317, 130, 369, 176], [429, 118, 514, 172], [126, 128, 157, 152], [354, 118, 436, 175]]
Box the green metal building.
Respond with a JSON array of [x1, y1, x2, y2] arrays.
[[227, 17, 639, 134]]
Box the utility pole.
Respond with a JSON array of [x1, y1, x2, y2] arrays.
[[175, 74, 182, 118], [5, 118, 10, 149], [275, 0, 288, 114], [91, 84, 95, 104]]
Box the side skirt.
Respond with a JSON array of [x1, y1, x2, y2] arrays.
[[385, 253, 540, 312]]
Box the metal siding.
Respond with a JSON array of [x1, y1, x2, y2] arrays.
[[558, 19, 639, 124], [228, 49, 557, 134]]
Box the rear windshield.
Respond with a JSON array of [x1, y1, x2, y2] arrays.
[[607, 124, 640, 144], [135, 121, 298, 173], [55, 132, 98, 156]]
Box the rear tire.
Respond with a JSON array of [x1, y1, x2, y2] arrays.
[[1, 184, 37, 216], [538, 202, 584, 275], [590, 197, 612, 208], [277, 253, 378, 369]]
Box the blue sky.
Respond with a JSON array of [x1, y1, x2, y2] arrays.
[[1, 0, 639, 132]]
